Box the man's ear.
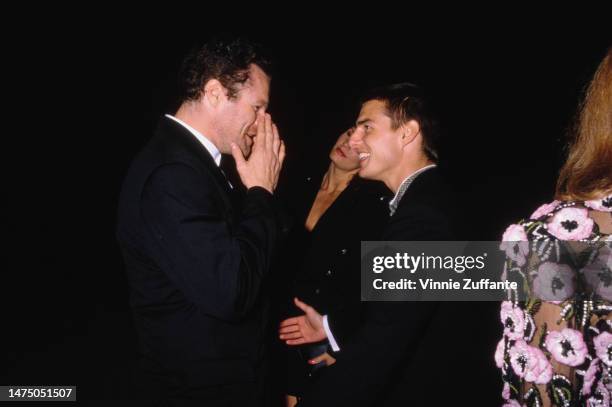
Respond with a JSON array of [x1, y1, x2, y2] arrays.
[[400, 120, 420, 147], [202, 79, 227, 108]]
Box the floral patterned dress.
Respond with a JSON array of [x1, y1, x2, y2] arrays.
[[496, 195, 612, 407]]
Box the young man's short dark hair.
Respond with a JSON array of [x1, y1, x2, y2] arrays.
[[361, 82, 439, 162]]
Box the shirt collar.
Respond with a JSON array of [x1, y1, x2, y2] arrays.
[[388, 164, 437, 216], [165, 114, 221, 167]]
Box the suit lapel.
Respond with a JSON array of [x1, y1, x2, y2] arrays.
[[157, 117, 236, 215]]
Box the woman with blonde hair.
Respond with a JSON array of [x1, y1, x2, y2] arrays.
[[496, 48, 611, 407]]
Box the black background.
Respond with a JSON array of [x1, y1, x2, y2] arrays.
[[2, 19, 610, 405]]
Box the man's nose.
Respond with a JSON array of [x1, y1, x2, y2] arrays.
[[247, 121, 258, 136], [249, 111, 265, 134], [348, 130, 362, 149]]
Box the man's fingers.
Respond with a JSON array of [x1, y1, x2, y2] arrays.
[[279, 324, 300, 334], [285, 338, 306, 346], [271, 123, 281, 154], [279, 317, 300, 327], [279, 140, 286, 166], [230, 143, 246, 168], [257, 112, 269, 149], [256, 111, 266, 149], [279, 331, 303, 340], [295, 297, 320, 320], [264, 113, 273, 148], [294, 297, 311, 313]]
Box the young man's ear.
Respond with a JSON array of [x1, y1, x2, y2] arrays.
[[400, 120, 420, 147], [202, 79, 227, 108]]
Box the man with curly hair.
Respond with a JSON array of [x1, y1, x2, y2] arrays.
[[117, 37, 286, 406]]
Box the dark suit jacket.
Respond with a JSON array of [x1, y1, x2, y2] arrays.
[[282, 174, 391, 395], [116, 116, 283, 394], [299, 168, 455, 407]]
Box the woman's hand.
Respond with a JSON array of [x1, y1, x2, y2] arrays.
[[309, 352, 336, 366], [285, 394, 298, 407]]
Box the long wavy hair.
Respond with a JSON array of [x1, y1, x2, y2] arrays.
[[556, 48, 612, 201]]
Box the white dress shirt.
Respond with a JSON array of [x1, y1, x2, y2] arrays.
[[165, 114, 222, 167]]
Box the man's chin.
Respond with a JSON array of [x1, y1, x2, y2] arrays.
[[359, 165, 381, 181], [358, 167, 372, 179]]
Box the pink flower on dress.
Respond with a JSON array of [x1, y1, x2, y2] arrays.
[[593, 331, 612, 367], [500, 301, 525, 340], [500, 224, 529, 266], [508, 340, 553, 384], [532, 262, 575, 302], [502, 400, 522, 407], [548, 207, 594, 240], [587, 382, 610, 407], [530, 200, 560, 219], [585, 195, 612, 212], [544, 328, 588, 366], [582, 358, 600, 395], [495, 338, 506, 368]]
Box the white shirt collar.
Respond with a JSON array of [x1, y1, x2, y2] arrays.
[[388, 164, 437, 215], [165, 114, 221, 167]]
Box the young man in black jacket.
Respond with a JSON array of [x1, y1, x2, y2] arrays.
[[280, 83, 454, 407]]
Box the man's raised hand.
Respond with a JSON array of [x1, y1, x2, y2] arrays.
[[231, 111, 285, 193]]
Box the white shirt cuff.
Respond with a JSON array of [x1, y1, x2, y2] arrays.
[[323, 315, 340, 352]]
